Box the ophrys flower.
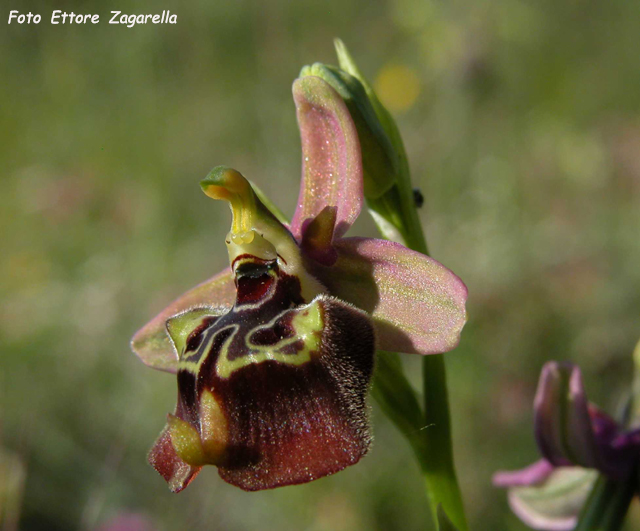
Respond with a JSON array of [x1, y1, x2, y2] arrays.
[[131, 75, 467, 492]]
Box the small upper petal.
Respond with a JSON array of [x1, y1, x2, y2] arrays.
[[309, 237, 467, 355], [131, 268, 235, 373], [290, 76, 363, 243]]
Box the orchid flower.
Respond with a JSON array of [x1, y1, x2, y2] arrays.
[[494, 361, 640, 530], [131, 75, 467, 493]]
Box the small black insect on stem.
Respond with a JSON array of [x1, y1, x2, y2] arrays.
[[413, 188, 424, 208]]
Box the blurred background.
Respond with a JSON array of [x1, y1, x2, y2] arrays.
[[2, 0, 640, 529]]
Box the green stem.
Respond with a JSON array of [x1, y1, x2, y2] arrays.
[[371, 355, 465, 530], [371, 352, 425, 444], [574, 472, 636, 531], [366, 105, 467, 531], [420, 355, 466, 530]]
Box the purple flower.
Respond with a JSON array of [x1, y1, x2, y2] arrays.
[[494, 361, 640, 530], [131, 76, 467, 492]]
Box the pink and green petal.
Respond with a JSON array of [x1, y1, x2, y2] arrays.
[[290, 76, 363, 243], [131, 269, 235, 373], [309, 237, 467, 355]]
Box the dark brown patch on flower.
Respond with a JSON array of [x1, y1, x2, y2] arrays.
[[247, 311, 296, 347], [176, 370, 198, 424], [185, 316, 218, 353], [203, 296, 375, 491]]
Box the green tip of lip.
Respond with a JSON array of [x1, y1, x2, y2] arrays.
[[200, 167, 252, 202], [200, 166, 239, 191]]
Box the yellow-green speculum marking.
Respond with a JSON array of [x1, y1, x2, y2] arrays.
[[216, 300, 324, 378]]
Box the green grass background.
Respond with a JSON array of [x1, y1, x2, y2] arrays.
[[2, 0, 640, 529]]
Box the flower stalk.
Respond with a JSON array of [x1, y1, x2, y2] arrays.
[[574, 473, 637, 531]]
